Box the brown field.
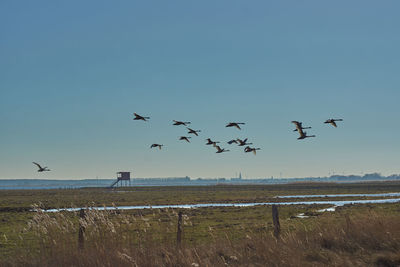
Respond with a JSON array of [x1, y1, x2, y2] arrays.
[[1, 181, 400, 266]]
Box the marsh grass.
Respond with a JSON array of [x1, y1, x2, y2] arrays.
[[2, 204, 400, 267], [2, 184, 400, 266]]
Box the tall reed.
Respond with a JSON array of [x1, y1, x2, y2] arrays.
[[6, 206, 400, 267]]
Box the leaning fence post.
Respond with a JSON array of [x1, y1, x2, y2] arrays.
[[78, 208, 85, 250], [272, 205, 280, 239], [177, 211, 183, 248]]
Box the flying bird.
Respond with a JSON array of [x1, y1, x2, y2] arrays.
[[150, 144, 164, 150], [173, 120, 191, 126], [226, 122, 245, 130], [215, 145, 230, 153], [237, 138, 253, 146], [206, 138, 220, 147], [291, 121, 316, 140], [187, 128, 201, 136], [297, 131, 316, 140], [291, 121, 311, 132], [227, 139, 238, 145], [179, 136, 191, 143], [32, 162, 50, 172], [244, 146, 261, 155], [133, 113, 150, 121], [324, 119, 343, 128]]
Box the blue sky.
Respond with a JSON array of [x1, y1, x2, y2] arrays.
[[1, 1, 399, 179]]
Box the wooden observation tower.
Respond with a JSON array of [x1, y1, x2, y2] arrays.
[[110, 172, 131, 188]]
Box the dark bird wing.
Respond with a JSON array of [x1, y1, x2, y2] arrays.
[[180, 136, 190, 142], [134, 113, 143, 119], [32, 162, 42, 169], [187, 128, 198, 135], [292, 121, 303, 132]]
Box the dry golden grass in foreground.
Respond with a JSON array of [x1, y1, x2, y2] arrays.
[[3, 205, 400, 267]]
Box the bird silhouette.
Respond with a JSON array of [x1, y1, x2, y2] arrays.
[[291, 121, 311, 132], [244, 146, 261, 155], [32, 162, 50, 172], [297, 131, 316, 140], [173, 120, 191, 126], [324, 119, 343, 128], [215, 145, 230, 153], [226, 122, 245, 130], [179, 136, 191, 143], [187, 128, 201, 136], [237, 138, 253, 146], [227, 139, 238, 145], [206, 138, 220, 147], [133, 113, 150, 121], [150, 144, 164, 150]]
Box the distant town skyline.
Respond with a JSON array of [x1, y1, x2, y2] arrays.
[[1, 1, 400, 179]]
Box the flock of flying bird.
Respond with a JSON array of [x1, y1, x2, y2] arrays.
[[134, 113, 261, 155], [133, 113, 343, 154], [31, 113, 343, 172]]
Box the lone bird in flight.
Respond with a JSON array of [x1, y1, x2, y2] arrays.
[[179, 136, 191, 143], [226, 122, 245, 130], [291, 121, 311, 132], [237, 138, 253, 146], [187, 128, 201, 136], [297, 131, 316, 140], [32, 162, 50, 172], [244, 146, 261, 155], [227, 139, 238, 145], [150, 144, 164, 150], [215, 145, 230, 153], [324, 118, 343, 128], [133, 113, 150, 121], [173, 120, 191, 126], [206, 138, 220, 147]]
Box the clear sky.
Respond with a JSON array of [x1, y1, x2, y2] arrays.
[[1, 1, 400, 179]]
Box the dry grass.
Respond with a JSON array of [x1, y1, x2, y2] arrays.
[[2, 204, 400, 267]]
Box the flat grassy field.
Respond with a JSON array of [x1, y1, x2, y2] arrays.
[[1, 181, 400, 266], [2, 181, 400, 209]]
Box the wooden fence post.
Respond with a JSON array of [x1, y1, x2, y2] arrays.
[[78, 208, 85, 250], [272, 205, 280, 239], [177, 211, 183, 247]]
